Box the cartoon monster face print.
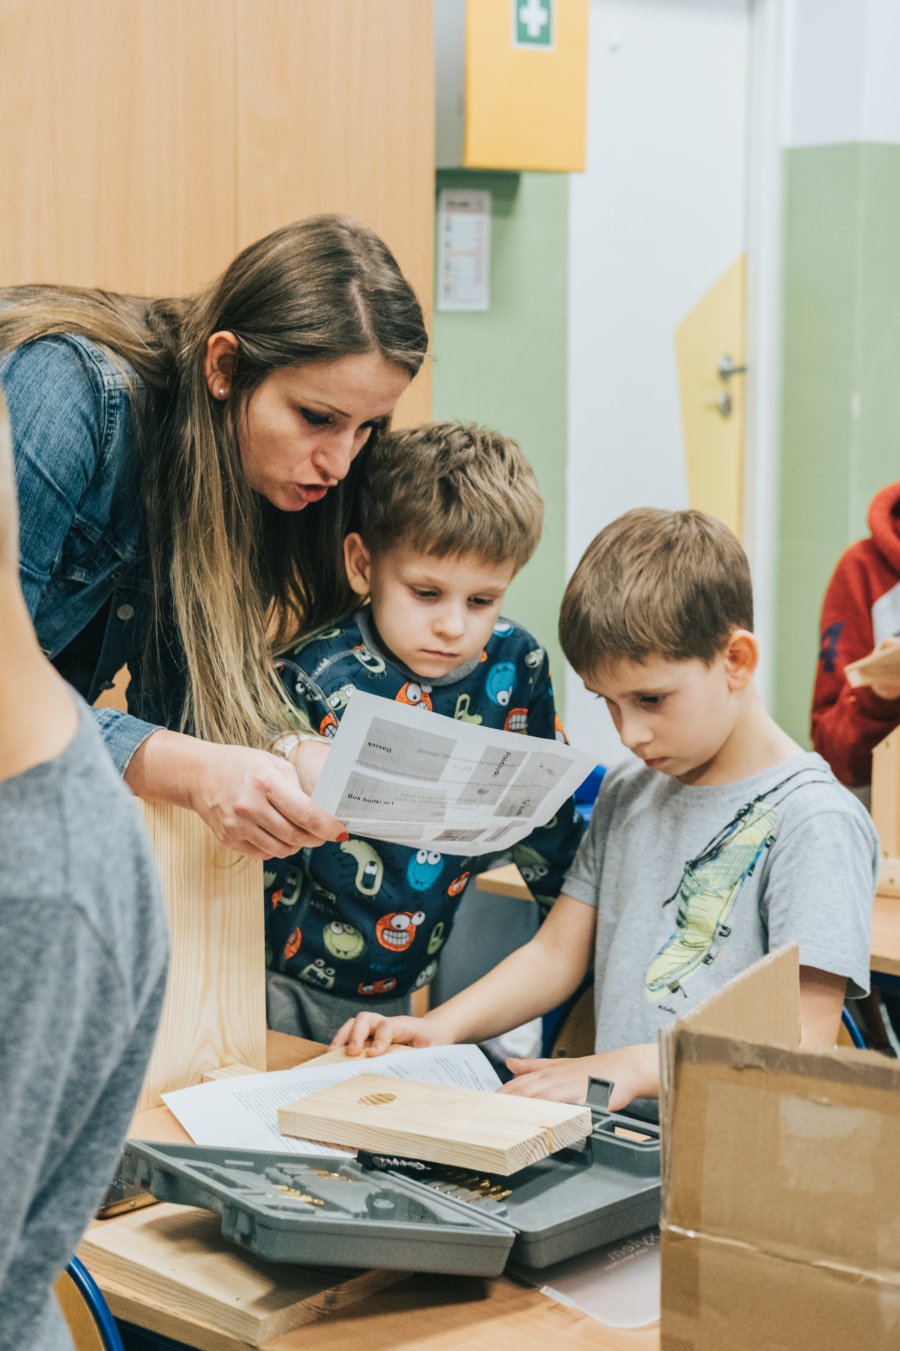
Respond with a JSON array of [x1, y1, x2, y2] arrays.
[[493, 619, 514, 638], [447, 871, 470, 897], [514, 845, 550, 888], [504, 707, 528, 734], [524, 646, 544, 669], [427, 921, 447, 955], [454, 692, 483, 724], [352, 643, 386, 675], [283, 927, 302, 960], [414, 960, 438, 989], [280, 867, 304, 907], [319, 711, 339, 738], [375, 910, 426, 951], [396, 681, 433, 710], [300, 958, 336, 989], [322, 920, 366, 960], [340, 839, 384, 896], [327, 683, 356, 712], [406, 849, 444, 892], [485, 662, 516, 708], [358, 977, 398, 996]]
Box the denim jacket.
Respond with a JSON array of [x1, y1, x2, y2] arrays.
[[1, 335, 174, 771]]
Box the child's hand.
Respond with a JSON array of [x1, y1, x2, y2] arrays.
[[330, 1013, 438, 1058], [499, 1044, 658, 1111]]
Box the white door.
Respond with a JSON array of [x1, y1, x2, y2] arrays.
[[566, 0, 754, 767]]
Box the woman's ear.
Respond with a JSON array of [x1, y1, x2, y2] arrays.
[[723, 628, 759, 690], [204, 331, 239, 399], [343, 533, 373, 598]]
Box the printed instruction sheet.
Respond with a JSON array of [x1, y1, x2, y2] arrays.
[[311, 690, 594, 855], [163, 1045, 502, 1156]]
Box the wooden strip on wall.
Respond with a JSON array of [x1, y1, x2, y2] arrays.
[[235, 0, 435, 426], [0, 0, 237, 295]]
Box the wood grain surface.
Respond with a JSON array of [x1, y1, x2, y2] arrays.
[[136, 801, 266, 1110]]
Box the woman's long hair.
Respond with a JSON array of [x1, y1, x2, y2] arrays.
[[0, 216, 428, 747]]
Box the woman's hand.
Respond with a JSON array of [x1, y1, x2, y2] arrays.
[[189, 743, 346, 857], [125, 729, 346, 859], [330, 1012, 442, 1057], [499, 1044, 659, 1111]]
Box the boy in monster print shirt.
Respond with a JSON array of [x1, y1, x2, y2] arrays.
[[264, 422, 583, 1042]]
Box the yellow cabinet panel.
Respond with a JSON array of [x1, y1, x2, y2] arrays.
[[464, 0, 589, 172]]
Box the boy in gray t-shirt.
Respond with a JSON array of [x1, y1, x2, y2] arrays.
[[0, 393, 168, 1351], [330, 509, 878, 1112]]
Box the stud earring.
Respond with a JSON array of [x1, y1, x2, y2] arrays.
[[218, 385, 226, 397]]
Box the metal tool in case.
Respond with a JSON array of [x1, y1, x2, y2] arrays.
[[121, 1080, 660, 1277]]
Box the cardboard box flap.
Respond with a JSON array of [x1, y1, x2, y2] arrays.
[[660, 948, 900, 1350], [659, 945, 800, 1186]]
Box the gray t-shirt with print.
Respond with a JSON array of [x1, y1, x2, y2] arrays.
[[0, 702, 168, 1351], [562, 752, 878, 1054]]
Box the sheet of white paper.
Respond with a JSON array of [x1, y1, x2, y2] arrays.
[[311, 690, 595, 855], [536, 1228, 660, 1329], [162, 1045, 502, 1157]]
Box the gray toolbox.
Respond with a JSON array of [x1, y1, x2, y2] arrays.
[[121, 1081, 660, 1278]]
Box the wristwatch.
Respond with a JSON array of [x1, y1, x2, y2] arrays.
[[270, 729, 329, 759]]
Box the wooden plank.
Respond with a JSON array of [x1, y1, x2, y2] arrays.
[[202, 1063, 260, 1083], [278, 1074, 591, 1175], [102, 1269, 659, 1351], [872, 892, 900, 979], [137, 802, 266, 1111], [475, 864, 535, 902], [872, 729, 900, 858], [79, 1204, 402, 1346], [846, 645, 900, 690]]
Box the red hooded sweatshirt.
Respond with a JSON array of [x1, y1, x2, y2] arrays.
[[812, 482, 900, 786]]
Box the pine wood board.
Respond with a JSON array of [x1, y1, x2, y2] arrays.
[[79, 1203, 401, 1346], [202, 1062, 260, 1082], [872, 891, 900, 978], [137, 801, 267, 1111], [873, 730, 900, 859], [846, 645, 900, 690], [278, 1074, 592, 1175], [475, 863, 535, 902], [99, 1269, 658, 1351]]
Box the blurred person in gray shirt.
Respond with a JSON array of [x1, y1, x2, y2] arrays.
[[0, 391, 168, 1350]]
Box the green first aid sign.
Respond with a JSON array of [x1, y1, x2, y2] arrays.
[[514, 0, 554, 49]]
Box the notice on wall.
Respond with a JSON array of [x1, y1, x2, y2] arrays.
[[437, 189, 491, 311], [311, 689, 594, 855]]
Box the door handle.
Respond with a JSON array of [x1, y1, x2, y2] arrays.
[[718, 354, 746, 380]]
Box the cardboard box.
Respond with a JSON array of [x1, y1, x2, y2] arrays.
[[659, 945, 900, 1349]]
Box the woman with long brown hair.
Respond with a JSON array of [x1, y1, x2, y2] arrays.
[[0, 215, 428, 857]]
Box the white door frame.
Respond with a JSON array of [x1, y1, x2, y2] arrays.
[[744, 0, 789, 704]]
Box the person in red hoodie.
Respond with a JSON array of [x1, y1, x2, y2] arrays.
[[812, 482, 900, 793]]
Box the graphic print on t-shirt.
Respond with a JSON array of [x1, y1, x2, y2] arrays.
[[645, 798, 778, 999]]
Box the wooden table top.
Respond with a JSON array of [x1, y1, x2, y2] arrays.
[[479, 865, 900, 981], [99, 1032, 659, 1351]]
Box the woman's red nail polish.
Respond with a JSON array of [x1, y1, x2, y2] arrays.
[[336, 831, 350, 842]]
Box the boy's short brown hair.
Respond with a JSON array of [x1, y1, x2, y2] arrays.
[[559, 507, 754, 676], [352, 421, 543, 570]]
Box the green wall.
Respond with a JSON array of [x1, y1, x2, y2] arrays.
[[774, 143, 900, 743], [431, 170, 569, 708]]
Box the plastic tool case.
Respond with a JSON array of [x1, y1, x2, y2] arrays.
[[121, 1085, 660, 1277]]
